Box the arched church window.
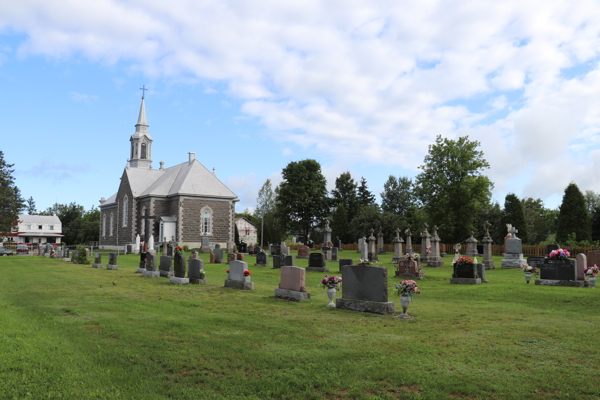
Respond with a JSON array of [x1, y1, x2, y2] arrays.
[[102, 214, 106, 237], [123, 196, 128, 227], [202, 207, 213, 234], [141, 143, 147, 159], [110, 214, 114, 236], [141, 207, 146, 236]]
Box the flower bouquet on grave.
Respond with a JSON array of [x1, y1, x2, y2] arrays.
[[174, 246, 184, 256], [244, 270, 252, 276], [394, 280, 420, 316], [426, 247, 432, 255], [584, 265, 599, 288], [322, 241, 333, 250], [404, 252, 420, 261], [520, 263, 539, 284], [548, 248, 570, 260]]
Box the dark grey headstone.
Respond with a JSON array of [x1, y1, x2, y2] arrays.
[[167, 245, 173, 257], [215, 249, 224, 263], [188, 259, 205, 280], [527, 256, 545, 267], [283, 255, 295, 267], [272, 254, 283, 269], [546, 244, 560, 254], [332, 247, 338, 261], [454, 263, 476, 279], [256, 251, 268, 265], [540, 259, 576, 281], [139, 252, 147, 269], [308, 253, 325, 269], [108, 253, 117, 265], [159, 256, 173, 274], [271, 245, 281, 256], [340, 264, 388, 302], [339, 259, 352, 271], [174, 253, 186, 278], [146, 253, 156, 271], [333, 238, 341, 250], [95, 254, 102, 264], [238, 242, 247, 253]]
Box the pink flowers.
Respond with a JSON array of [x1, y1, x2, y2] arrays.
[[394, 280, 420, 296], [584, 265, 599, 277], [520, 264, 539, 275], [320, 275, 342, 289], [549, 248, 571, 260]]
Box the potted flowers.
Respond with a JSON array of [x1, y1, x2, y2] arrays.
[[584, 265, 599, 289], [548, 248, 571, 261], [520, 264, 539, 284], [243, 270, 252, 283], [394, 280, 420, 319], [320, 275, 342, 307]]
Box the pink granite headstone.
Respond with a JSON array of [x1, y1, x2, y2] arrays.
[[236, 253, 245, 261], [297, 246, 309, 257], [279, 266, 306, 292]]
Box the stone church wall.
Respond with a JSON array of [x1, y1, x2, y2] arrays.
[[99, 205, 118, 247], [181, 198, 231, 246]]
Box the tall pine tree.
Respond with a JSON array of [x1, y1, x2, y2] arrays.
[[357, 177, 376, 208], [331, 172, 359, 223], [556, 183, 591, 243], [502, 193, 528, 243], [0, 151, 25, 233]]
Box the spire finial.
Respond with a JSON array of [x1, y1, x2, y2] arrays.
[[140, 85, 148, 99]]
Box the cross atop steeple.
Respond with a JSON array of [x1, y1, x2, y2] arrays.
[[140, 85, 148, 99]]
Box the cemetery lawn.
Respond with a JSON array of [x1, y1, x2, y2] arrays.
[[0, 253, 598, 400]]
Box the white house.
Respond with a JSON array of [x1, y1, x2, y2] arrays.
[[235, 217, 257, 245], [10, 215, 63, 244]]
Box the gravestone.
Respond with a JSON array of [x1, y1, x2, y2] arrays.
[[451, 261, 481, 284], [501, 226, 526, 269], [143, 253, 159, 277], [188, 258, 206, 284], [527, 256, 545, 268], [307, 253, 328, 272], [275, 266, 310, 301], [127, 244, 132, 255], [367, 229, 378, 262], [107, 253, 119, 270], [338, 259, 353, 272], [283, 255, 295, 267], [256, 251, 269, 266], [420, 223, 432, 263], [190, 250, 197, 259], [392, 228, 404, 263], [332, 247, 338, 261], [248, 245, 254, 254], [214, 248, 224, 264], [224, 260, 254, 290], [200, 235, 211, 253], [92, 253, 105, 269], [536, 257, 583, 287], [137, 252, 147, 273], [336, 264, 396, 315], [427, 225, 444, 268], [167, 245, 173, 257], [297, 246, 310, 259], [376, 231, 385, 254], [587, 251, 600, 269], [228, 253, 236, 262], [465, 232, 478, 259], [360, 237, 368, 261], [238, 242, 248, 253], [357, 238, 364, 254], [323, 220, 332, 244], [170, 252, 188, 284], [576, 253, 587, 281], [236, 253, 244, 261], [333, 237, 342, 251], [62, 248, 70, 261], [396, 260, 423, 280], [271, 245, 281, 256], [440, 243, 446, 257], [482, 221, 495, 270], [272, 254, 283, 269], [280, 241, 289, 256], [159, 256, 174, 278], [322, 247, 332, 261], [546, 244, 560, 255]]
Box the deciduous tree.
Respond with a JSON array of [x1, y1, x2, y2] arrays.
[[380, 175, 414, 218], [331, 172, 359, 222]]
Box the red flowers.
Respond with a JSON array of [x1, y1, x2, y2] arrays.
[[244, 270, 252, 276], [225, 270, 230, 273]]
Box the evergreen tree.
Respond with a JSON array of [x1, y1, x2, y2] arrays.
[[331, 172, 359, 222], [276, 160, 329, 244], [26, 196, 36, 215], [556, 183, 591, 243], [330, 204, 350, 243], [414, 135, 493, 242], [0, 151, 25, 233], [502, 194, 528, 243], [592, 205, 600, 242], [357, 176, 376, 208]]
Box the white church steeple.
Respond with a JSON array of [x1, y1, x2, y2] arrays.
[[129, 86, 153, 169]]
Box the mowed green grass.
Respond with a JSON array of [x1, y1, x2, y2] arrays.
[[0, 251, 598, 400]]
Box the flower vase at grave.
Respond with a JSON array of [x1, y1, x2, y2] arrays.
[[327, 287, 336, 308], [524, 272, 533, 284], [589, 277, 596, 289], [399, 295, 412, 315]]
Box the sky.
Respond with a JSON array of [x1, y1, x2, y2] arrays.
[[2, 1, 600, 214]]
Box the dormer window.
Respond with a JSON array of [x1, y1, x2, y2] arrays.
[[26, 224, 31, 230]]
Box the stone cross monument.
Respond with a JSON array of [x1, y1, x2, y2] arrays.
[[482, 221, 495, 270], [392, 228, 404, 263]]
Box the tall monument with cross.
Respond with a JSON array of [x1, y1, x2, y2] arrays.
[[501, 225, 526, 269]]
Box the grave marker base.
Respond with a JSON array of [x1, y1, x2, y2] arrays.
[[159, 271, 173, 278], [136, 268, 146, 274], [451, 277, 481, 284], [484, 261, 496, 270], [306, 267, 329, 272], [190, 278, 207, 285], [335, 298, 396, 315], [107, 265, 120, 270], [92, 264, 106, 269], [170, 277, 189, 285], [395, 270, 424, 280], [395, 313, 413, 319], [224, 279, 254, 290], [427, 261, 444, 268], [143, 270, 160, 278], [535, 279, 585, 287], [275, 288, 310, 301]]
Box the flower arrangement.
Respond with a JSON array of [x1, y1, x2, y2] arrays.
[[320, 275, 342, 290], [322, 241, 333, 250], [520, 264, 539, 275], [404, 252, 420, 261], [394, 280, 420, 297], [454, 256, 473, 266], [548, 248, 570, 260], [244, 270, 252, 276], [584, 265, 599, 277], [426, 246, 432, 254], [174, 246, 184, 256], [225, 270, 229, 273]]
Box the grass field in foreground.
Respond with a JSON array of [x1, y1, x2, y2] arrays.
[[0, 251, 598, 400]]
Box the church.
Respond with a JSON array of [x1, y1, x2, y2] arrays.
[[99, 94, 239, 250]]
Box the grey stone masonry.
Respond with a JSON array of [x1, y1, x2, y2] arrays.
[[159, 255, 174, 278], [392, 228, 404, 263], [224, 260, 254, 290], [107, 253, 120, 270], [482, 221, 495, 270], [427, 225, 444, 268], [307, 252, 328, 272], [465, 232, 478, 259], [92, 253, 105, 269], [501, 226, 526, 269], [323, 220, 332, 244], [336, 264, 396, 315], [188, 258, 206, 284]]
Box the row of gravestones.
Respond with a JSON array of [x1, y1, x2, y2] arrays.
[[137, 252, 206, 285]]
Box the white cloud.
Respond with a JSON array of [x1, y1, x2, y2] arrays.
[[70, 91, 98, 104], [3, 1, 600, 205]]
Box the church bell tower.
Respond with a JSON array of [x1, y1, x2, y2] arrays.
[[129, 87, 153, 169]]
